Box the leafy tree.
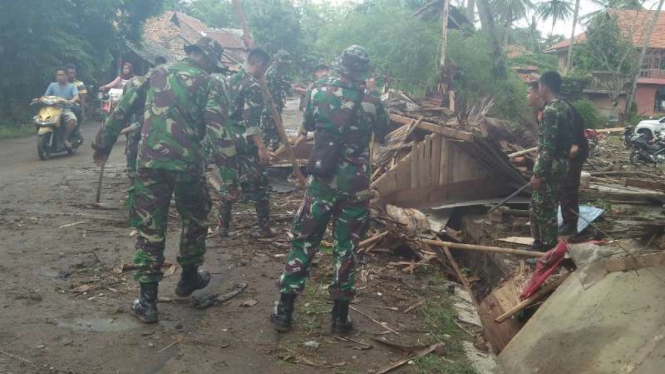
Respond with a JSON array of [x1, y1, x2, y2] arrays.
[[491, 0, 535, 45], [0, 0, 164, 124], [582, 0, 643, 22], [537, 0, 573, 37]]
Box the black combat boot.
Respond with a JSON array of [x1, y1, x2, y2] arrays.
[[530, 240, 545, 252], [131, 282, 159, 324], [174, 267, 211, 297], [331, 300, 353, 335], [270, 293, 296, 332], [216, 202, 232, 238]]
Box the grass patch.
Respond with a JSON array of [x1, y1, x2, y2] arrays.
[[0, 123, 34, 140], [414, 355, 478, 374], [416, 289, 479, 374], [296, 282, 330, 333]]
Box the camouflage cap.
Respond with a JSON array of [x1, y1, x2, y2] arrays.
[[275, 50, 291, 63], [337, 45, 371, 81], [184, 36, 225, 72]]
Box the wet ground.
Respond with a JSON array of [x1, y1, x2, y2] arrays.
[[0, 100, 486, 374]]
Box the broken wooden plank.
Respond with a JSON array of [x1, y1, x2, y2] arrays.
[[495, 272, 571, 323], [375, 343, 445, 374], [496, 236, 534, 246], [422, 239, 542, 258], [623, 178, 665, 192], [508, 146, 538, 158], [390, 114, 474, 142]]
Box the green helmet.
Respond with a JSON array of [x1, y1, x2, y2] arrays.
[[337, 45, 371, 81]]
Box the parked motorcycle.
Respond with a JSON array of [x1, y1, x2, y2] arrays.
[[32, 96, 82, 160], [628, 131, 665, 166]]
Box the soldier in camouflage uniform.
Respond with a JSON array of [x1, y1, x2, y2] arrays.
[[530, 71, 572, 251], [123, 58, 168, 191], [92, 37, 237, 323], [271, 45, 389, 334], [261, 50, 293, 151], [212, 48, 275, 238]]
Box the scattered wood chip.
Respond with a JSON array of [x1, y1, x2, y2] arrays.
[[240, 299, 258, 307], [73, 284, 92, 293], [403, 300, 426, 314], [59, 220, 88, 229]]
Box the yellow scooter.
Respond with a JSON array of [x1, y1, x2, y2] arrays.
[[32, 96, 81, 160]]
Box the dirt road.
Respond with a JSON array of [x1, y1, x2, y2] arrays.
[[0, 106, 476, 373]]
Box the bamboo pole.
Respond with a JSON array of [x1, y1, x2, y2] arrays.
[[495, 272, 571, 323], [422, 239, 542, 258], [231, 0, 305, 187], [508, 147, 537, 158]]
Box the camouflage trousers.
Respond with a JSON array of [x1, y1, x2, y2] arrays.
[[530, 165, 567, 249], [215, 141, 271, 230], [279, 177, 370, 301], [131, 168, 211, 284], [560, 156, 585, 229], [260, 111, 283, 151]]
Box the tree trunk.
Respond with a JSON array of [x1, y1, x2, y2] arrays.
[[550, 19, 556, 39], [566, 0, 581, 74], [440, 0, 451, 73], [476, 0, 506, 77], [625, 0, 665, 118], [466, 0, 475, 22]]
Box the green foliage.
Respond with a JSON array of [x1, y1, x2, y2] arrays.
[[414, 355, 479, 374], [0, 123, 34, 140], [537, 0, 573, 35], [572, 99, 606, 128], [316, 4, 440, 95], [507, 51, 559, 72], [448, 31, 531, 119], [576, 13, 639, 75], [0, 0, 164, 124]]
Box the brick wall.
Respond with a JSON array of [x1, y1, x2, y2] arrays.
[[635, 85, 658, 116]]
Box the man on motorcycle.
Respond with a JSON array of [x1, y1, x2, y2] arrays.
[[65, 64, 86, 142], [40, 67, 79, 149]]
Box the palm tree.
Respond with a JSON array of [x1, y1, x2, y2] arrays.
[[537, 0, 574, 37], [582, 0, 643, 22], [492, 0, 535, 44]]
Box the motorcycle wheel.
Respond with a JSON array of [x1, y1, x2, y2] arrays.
[[37, 133, 52, 160], [629, 150, 646, 166]]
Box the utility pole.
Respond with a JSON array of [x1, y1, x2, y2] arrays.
[[440, 0, 451, 73], [625, 0, 665, 118], [565, 0, 581, 74]]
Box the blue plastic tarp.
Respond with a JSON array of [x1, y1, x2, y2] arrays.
[[558, 204, 605, 234]]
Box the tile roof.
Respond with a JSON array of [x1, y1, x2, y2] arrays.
[[139, 11, 246, 66], [546, 9, 665, 53]]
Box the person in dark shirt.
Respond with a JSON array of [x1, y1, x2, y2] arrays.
[[559, 99, 589, 236]]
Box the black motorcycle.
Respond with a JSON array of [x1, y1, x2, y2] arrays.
[[623, 126, 634, 148], [628, 132, 665, 166]]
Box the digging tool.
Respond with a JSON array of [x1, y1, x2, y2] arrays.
[[231, 0, 305, 187], [488, 181, 531, 213]]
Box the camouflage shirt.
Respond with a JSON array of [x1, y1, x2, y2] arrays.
[[265, 65, 292, 111], [228, 68, 264, 138], [303, 74, 389, 190], [533, 99, 572, 179], [92, 58, 235, 174]]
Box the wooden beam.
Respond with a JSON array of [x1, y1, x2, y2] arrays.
[[604, 252, 665, 273], [390, 114, 474, 142], [422, 239, 542, 258], [495, 272, 571, 323], [623, 178, 665, 192], [508, 147, 537, 158]]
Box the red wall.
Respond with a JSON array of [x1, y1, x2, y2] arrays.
[[635, 84, 658, 116]]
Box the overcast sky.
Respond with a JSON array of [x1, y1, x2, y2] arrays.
[[310, 0, 662, 40]]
